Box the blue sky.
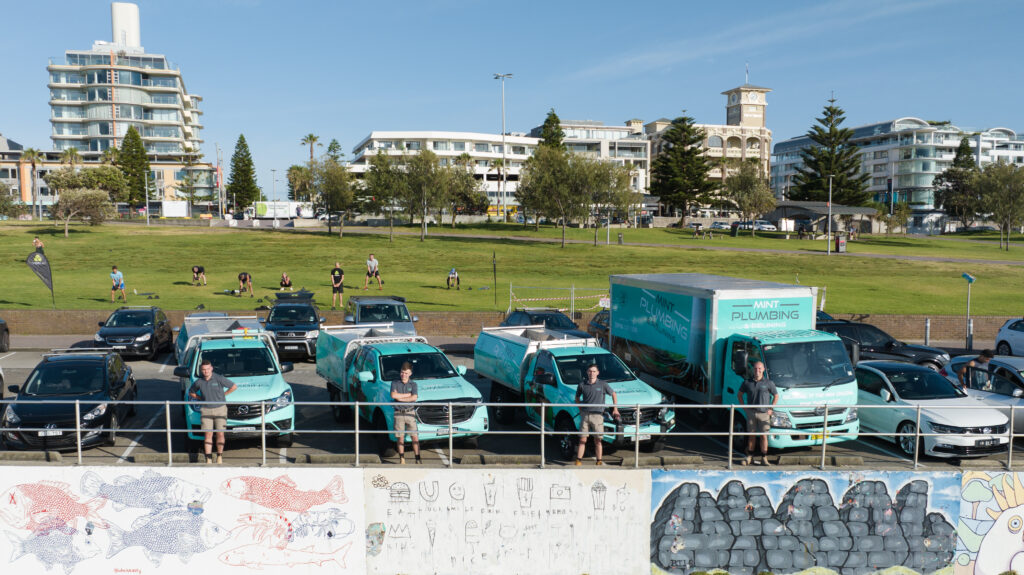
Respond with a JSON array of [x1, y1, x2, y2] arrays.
[[3, 0, 1024, 190]]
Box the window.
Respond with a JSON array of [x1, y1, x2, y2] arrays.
[[855, 368, 885, 395], [707, 136, 723, 148], [404, 141, 421, 151], [492, 145, 503, 154], [535, 352, 555, 382], [873, 164, 887, 173], [474, 143, 489, 153], [453, 142, 466, 151], [432, 141, 450, 151], [856, 325, 891, 348]]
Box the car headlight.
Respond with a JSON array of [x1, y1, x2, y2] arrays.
[[135, 333, 152, 343], [83, 404, 108, 421], [844, 407, 858, 423], [770, 411, 792, 428], [3, 406, 20, 426], [305, 330, 319, 339], [94, 333, 104, 342], [930, 422, 964, 434], [269, 390, 292, 412]]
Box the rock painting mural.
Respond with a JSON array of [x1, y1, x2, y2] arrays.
[[651, 470, 959, 575], [956, 471, 1024, 575], [363, 469, 651, 575], [0, 466, 363, 574]]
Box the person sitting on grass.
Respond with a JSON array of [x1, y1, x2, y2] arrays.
[[280, 272, 293, 290]]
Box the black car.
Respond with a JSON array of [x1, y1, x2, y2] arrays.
[[817, 320, 950, 370], [586, 309, 610, 347], [2, 349, 136, 451], [0, 317, 8, 352], [262, 291, 325, 359], [500, 308, 590, 339], [94, 306, 173, 360]]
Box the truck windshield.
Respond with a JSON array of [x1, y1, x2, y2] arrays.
[[360, 304, 411, 323], [762, 341, 854, 388], [380, 352, 457, 380], [268, 306, 316, 323], [197, 347, 279, 377], [553, 353, 636, 386]]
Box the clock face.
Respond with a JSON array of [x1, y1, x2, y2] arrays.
[[749, 93, 760, 103]]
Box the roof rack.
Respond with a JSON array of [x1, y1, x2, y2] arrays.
[[514, 307, 561, 312], [183, 314, 258, 323], [273, 290, 315, 302], [43, 348, 115, 358], [117, 305, 157, 310], [348, 295, 405, 304]]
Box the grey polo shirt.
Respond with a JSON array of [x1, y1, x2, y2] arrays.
[[390, 379, 418, 414], [575, 380, 614, 414], [188, 372, 235, 408]]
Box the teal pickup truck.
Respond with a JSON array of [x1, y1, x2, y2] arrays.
[[173, 331, 295, 447], [474, 325, 675, 459], [316, 324, 487, 455], [173, 313, 263, 365]]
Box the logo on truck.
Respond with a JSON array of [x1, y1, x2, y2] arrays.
[[639, 294, 689, 344], [729, 300, 801, 323]]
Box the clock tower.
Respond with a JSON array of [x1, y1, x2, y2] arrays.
[[722, 84, 771, 128]]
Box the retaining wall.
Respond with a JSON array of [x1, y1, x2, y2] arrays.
[[0, 466, 1007, 575]]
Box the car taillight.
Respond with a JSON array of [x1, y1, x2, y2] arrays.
[[939, 367, 948, 376]]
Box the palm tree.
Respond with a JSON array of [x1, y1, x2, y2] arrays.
[[21, 148, 43, 220], [60, 147, 81, 168], [489, 158, 506, 222], [100, 147, 119, 166], [300, 134, 321, 163]]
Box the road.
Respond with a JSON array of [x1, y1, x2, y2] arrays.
[[0, 343, 1016, 469]]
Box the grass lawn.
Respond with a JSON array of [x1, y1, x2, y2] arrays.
[[1, 221, 1021, 315]]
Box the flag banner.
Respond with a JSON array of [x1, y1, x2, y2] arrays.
[[26, 250, 54, 293]]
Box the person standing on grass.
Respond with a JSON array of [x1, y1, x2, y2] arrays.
[[32, 236, 44, 253], [110, 265, 127, 303], [237, 271, 253, 297], [740, 361, 778, 466], [364, 254, 383, 290], [330, 262, 344, 309], [574, 364, 619, 466], [192, 265, 207, 286], [188, 359, 238, 464], [446, 268, 460, 290], [390, 361, 421, 464]]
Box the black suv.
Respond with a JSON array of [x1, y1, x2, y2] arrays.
[[2, 349, 136, 451], [0, 317, 8, 352], [817, 320, 950, 370], [95, 306, 173, 360], [262, 291, 324, 359], [500, 308, 590, 339]]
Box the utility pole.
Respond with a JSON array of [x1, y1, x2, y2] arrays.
[[271, 168, 277, 228], [826, 174, 833, 256], [494, 73, 513, 222]]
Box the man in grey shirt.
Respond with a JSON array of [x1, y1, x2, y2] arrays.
[[574, 364, 620, 466], [740, 361, 778, 466], [188, 359, 237, 464], [390, 361, 420, 464]]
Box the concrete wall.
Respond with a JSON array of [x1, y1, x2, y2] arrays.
[[0, 466, 1003, 575]]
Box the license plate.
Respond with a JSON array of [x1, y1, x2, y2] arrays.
[[233, 426, 256, 432], [112, 345, 126, 349], [810, 434, 825, 441], [632, 434, 652, 442], [38, 430, 63, 437], [285, 345, 301, 350], [977, 439, 998, 447]]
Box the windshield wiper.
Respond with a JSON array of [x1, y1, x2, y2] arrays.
[[822, 377, 849, 391]]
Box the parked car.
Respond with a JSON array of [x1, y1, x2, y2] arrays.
[[943, 354, 1024, 433], [500, 308, 590, 339], [586, 309, 610, 347], [816, 310, 835, 322], [0, 317, 8, 352], [94, 306, 173, 360], [754, 220, 777, 231], [855, 360, 1008, 458], [2, 349, 137, 451], [995, 318, 1024, 356], [710, 221, 731, 230], [731, 221, 754, 230], [262, 291, 325, 360], [345, 296, 418, 335], [816, 319, 950, 370]]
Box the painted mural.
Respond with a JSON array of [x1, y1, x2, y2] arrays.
[[651, 470, 960, 575], [0, 467, 364, 574], [362, 468, 651, 575], [955, 471, 1024, 575]]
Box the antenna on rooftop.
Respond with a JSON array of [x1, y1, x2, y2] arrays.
[[745, 62, 749, 84]]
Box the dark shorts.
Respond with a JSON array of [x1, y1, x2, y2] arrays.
[[366, 270, 379, 278], [333, 285, 344, 293], [111, 283, 124, 291], [238, 274, 250, 282]]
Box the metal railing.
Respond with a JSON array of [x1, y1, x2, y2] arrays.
[[0, 398, 1017, 469]]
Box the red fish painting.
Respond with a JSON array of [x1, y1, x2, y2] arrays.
[[0, 480, 107, 534], [220, 475, 347, 513]]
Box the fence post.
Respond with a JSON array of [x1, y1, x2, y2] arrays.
[[1008, 406, 1015, 471], [354, 401, 360, 467], [447, 402, 454, 468], [967, 318, 974, 352], [540, 405, 546, 469], [924, 318, 931, 346], [819, 404, 829, 470], [75, 400, 82, 466], [571, 284, 575, 317], [727, 406, 735, 470], [634, 404, 640, 469], [165, 401, 172, 466], [913, 405, 921, 470], [260, 401, 267, 467]]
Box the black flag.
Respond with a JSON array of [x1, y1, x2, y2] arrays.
[[26, 250, 55, 307]]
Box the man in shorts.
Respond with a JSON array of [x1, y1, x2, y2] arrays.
[[187, 359, 238, 464], [192, 265, 207, 286], [364, 254, 383, 290], [446, 268, 460, 290], [110, 265, 127, 303], [574, 364, 619, 465], [740, 361, 778, 466], [330, 262, 344, 309], [238, 272, 253, 297], [390, 361, 421, 464]]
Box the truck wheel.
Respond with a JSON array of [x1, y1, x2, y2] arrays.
[[186, 424, 204, 453], [732, 417, 748, 455], [373, 411, 397, 458], [554, 416, 577, 461], [329, 388, 352, 423], [489, 385, 516, 425], [641, 436, 666, 453], [275, 433, 294, 448], [0, 330, 9, 352], [998, 341, 1013, 356], [459, 436, 479, 449]]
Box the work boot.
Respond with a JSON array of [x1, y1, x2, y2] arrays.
[[399, 455, 406, 465], [741, 455, 752, 466], [574, 459, 582, 466], [216, 454, 223, 465], [205, 455, 213, 465], [761, 456, 770, 466], [415, 455, 422, 464], [595, 460, 603, 466]]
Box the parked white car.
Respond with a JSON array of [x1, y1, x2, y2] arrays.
[[943, 355, 1024, 433], [995, 319, 1024, 356], [856, 360, 1009, 458], [753, 220, 777, 231]]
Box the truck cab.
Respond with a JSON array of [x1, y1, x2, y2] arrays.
[[345, 296, 418, 335], [262, 291, 325, 360], [173, 331, 295, 447], [174, 313, 263, 365]]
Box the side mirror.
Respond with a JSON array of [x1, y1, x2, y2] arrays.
[[98, 322, 105, 327], [7, 385, 19, 394], [456, 365, 467, 376], [280, 362, 294, 374], [848, 342, 860, 365], [412, 316, 419, 322], [319, 317, 326, 324], [1014, 388, 1023, 398], [537, 373, 555, 386], [358, 371, 374, 383], [173, 366, 190, 378], [345, 315, 355, 323], [880, 388, 893, 402], [259, 317, 266, 323]]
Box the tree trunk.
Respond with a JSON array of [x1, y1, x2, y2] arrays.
[[64, 218, 71, 238], [594, 216, 599, 246], [338, 212, 344, 239], [420, 205, 426, 242], [388, 212, 394, 243], [561, 221, 566, 248]]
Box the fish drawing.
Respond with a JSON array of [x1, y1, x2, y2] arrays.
[[219, 541, 352, 569], [0, 481, 107, 533], [81, 470, 211, 511], [293, 509, 355, 540], [107, 508, 230, 566], [220, 474, 347, 513], [7, 527, 102, 574]]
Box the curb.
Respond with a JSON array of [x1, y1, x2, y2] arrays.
[[0, 451, 62, 462], [460, 454, 542, 465], [306, 454, 382, 465]]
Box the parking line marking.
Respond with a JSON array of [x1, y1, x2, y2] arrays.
[[117, 409, 164, 464], [158, 353, 174, 374], [279, 448, 288, 464], [0, 352, 15, 362], [433, 448, 449, 466]]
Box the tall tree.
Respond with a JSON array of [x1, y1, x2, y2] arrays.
[[538, 108, 566, 150], [44, 166, 128, 203], [790, 98, 871, 206], [326, 139, 344, 163], [584, 158, 635, 246], [286, 164, 313, 201], [21, 148, 43, 219], [445, 153, 488, 227], [723, 160, 776, 236], [933, 136, 980, 230], [100, 147, 119, 166], [60, 147, 81, 168], [650, 113, 717, 225], [978, 161, 1024, 250], [178, 146, 204, 212], [519, 145, 575, 247], [310, 157, 354, 238], [118, 126, 151, 207], [52, 189, 115, 237], [226, 134, 259, 209], [364, 150, 408, 243], [0, 187, 26, 218], [404, 149, 443, 241], [301, 134, 321, 162]]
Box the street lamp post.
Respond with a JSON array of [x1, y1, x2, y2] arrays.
[[963, 273, 976, 350], [494, 73, 513, 222], [144, 170, 150, 226], [826, 174, 834, 256], [271, 168, 277, 228]]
